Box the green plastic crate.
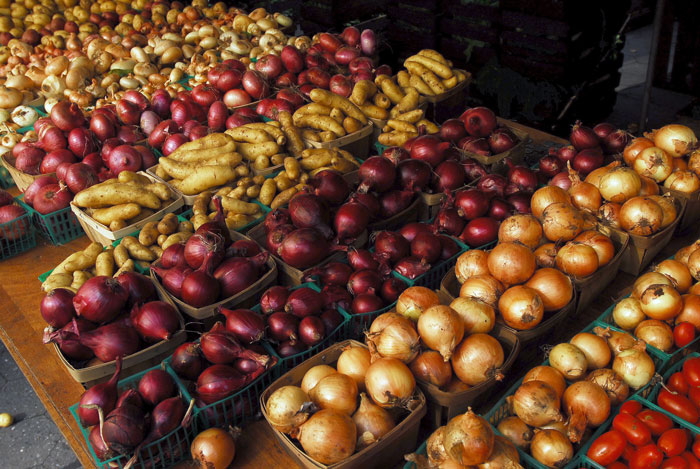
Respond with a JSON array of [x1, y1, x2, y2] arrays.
[[166, 340, 281, 430], [17, 195, 84, 245], [258, 282, 353, 375], [0, 166, 14, 189], [0, 198, 36, 260], [68, 363, 198, 469]]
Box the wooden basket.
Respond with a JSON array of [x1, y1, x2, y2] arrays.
[[150, 230, 278, 323], [0, 153, 53, 192], [459, 125, 530, 168], [420, 70, 471, 122], [51, 291, 187, 388], [597, 197, 685, 276], [70, 172, 184, 247], [303, 122, 374, 161], [417, 184, 470, 221], [441, 266, 578, 344], [416, 327, 521, 428], [260, 339, 427, 469]]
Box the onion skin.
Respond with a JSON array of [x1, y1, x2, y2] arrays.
[[510, 380, 563, 427], [417, 305, 464, 361], [352, 393, 395, 449], [497, 416, 533, 450], [522, 366, 566, 399], [443, 408, 494, 466], [531, 186, 571, 220], [586, 368, 629, 406], [451, 333, 504, 386], [530, 429, 573, 468], [563, 380, 611, 443], [541, 202, 584, 242], [449, 297, 495, 334]]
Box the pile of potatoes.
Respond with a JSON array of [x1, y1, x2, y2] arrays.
[[115, 212, 194, 263], [73, 171, 177, 231], [293, 89, 369, 143], [398, 49, 468, 97]]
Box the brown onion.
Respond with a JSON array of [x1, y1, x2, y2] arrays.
[[586, 368, 629, 406], [652, 124, 697, 157], [310, 373, 358, 415], [366, 313, 420, 363], [418, 305, 464, 361], [525, 268, 573, 311], [569, 170, 602, 212], [301, 365, 336, 395], [337, 346, 371, 392], [612, 297, 646, 330], [620, 196, 663, 235], [455, 250, 489, 283], [480, 435, 520, 469], [487, 242, 536, 286], [664, 170, 700, 193], [497, 416, 533, 450], [623, 137, 655, 166], [534, 243, 557, 268], [443, 409, 495, 466], [449, 297, 495, 334], [633, 272, 674, 298], [522, 366, 566, 399], [676, 294, 700, 330], [396, 286, 439, 322], [655, 259, 692, 293], [364, 357, 415, 408], [648, 195, 677, 228], [556, 242, 599, 277], [549, 343, 587, 380], [598, 166, 641, 203], [677, 242, 700, 265], [563, 381, 610, 443], [542, 202, 584, 242], [410, 350, 453, 388], [531, 186, 571, 220], [265, 386, 311, 434], [451, 333, 504, 386], [530, 429, 573, 467], [352, 392, 395, 449], [510, 380, 563, 426], [292, 409, 356, 465], [594, 326, 641, 355], [635, 319, 674, 352], [639, 284, 682, 320], [497, 215, 543, 250], [426, 426, 450, 465], [689, 249, 700, 281], [498, 286, 544, 330], [570, 332, 610, 369], [191, 427, 237, 469], [575, 231, 615, 267], [634, 147, 673, 182], [460, 275, 504, 308], [613, 345, 655, 389]]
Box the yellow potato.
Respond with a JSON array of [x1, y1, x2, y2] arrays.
[[144, 182, 171, 201], [397, 71, 411, 88], [343, 116, 363, 134], [442, 75, 458, 89], [42, 273, 73, 293], [114, 259, 135, 277], [409, 73, 434, 96], [118, 171, 151, 184], [157, 213, 179, 235], [167, 133, 235, 160], [220, 196, 262, 215], [375, 75, 405, 104], [378, 131, 418, 147], [154, 165, 169, 180], [293, 103, 333, 118], [75, 183, 161, 209], [270, 186, 298, 209], [393, 88, 420, 115], [301, 129, 320, 142], [405, 55, 453, 79], [418, 119, 440, 134], [91, 203, 142, 226], [295, 114, 346, 138], [284, 157, 301, 180], [309, 89, 367, 124], [278, 110, 304, 156], [359, 103, 389, 120], [320, 131, 336, 142], [225, 126, 273, 143], [237, 141, 280, 161], [405, 62, 446, 94], [71, 270, 92, 290], [176, 165, 238, 195], [162, 232, 191, 250], [121, 236, 156, 261], [95, 249, 114, 276], [393, 108, 424, 123], [259, 178, 277, 206], [349, 80, 377, 106], [386, 119, 418, 133], [329, 107, 345, 124], [418, 49, 449, 65], [138, 221, 159, 246], [373, 93, 391, 109], [113, 244, 129, 267]]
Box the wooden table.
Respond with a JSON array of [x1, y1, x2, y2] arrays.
[[0, 123, 691, 469]]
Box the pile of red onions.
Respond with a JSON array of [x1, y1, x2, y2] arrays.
[[258, 285, 346, 358], [451, 107, 520, 157], [77, 358, 193, 462]]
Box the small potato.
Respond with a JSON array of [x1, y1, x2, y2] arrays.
[[301, 129, 320, 142], [118, 171, 149, 184], [271, 187, 298, 209], [92, 203, 142, 226], [237, 177, 253, 188], [320, 131, 336, 142], [405, 55, 454, 79], [259, 178, 276, 206], [145, 182, 171, 201], [220, 197, 262, 215], [161, 231, 191, 250], [235, 165, 250, 177], [349, 80, 377, 106], [63, 243, 103, 272], [191, 214, 210, 231], [157, 213, 178, 235], [270, 154, 285, 165], [128, 208, 158, 224], [418, 119, 440, 134], [278, 111, 304, 157], [114, 244, 129, 267], [375, 75, 405, 104], [378, 131, 419, 147], [392, 108, 424, 123], [213, 187, 232, 198], [359, 104, 389, 120], [157, 233, 168, 246], [138, 221, 159, 246], [393, 88, 420, 115], [42, 273, 73, 293], [150, 245, 163, 258], [330, 107, 345, 124], [155, 165, 170, 180], [178, 220, 194, 233], [405, 61, 446, 94], [442, 75, 458, 89], [343, 117, 362, 134], [110, 220, 128, 231], [71, 270, 93, 290], [227, 213, 254, 229], [373, 93, 391, 109], [275, 173, 296, 191], [284, 157, 301, 180], [386, 119, 418, 133], [295, 115, 345, 138], [230, 186, 247, 199], [253, 155, 270, 170], [300, 152, 333, 170], [409, 73, 434, 96], [397, 71, 411, 88], [114, 259, 135, 277], [121, 236, 156, 261], [96, 250, 114, 277], [246, 185, 261, 198], [252, 175, 266, 185]]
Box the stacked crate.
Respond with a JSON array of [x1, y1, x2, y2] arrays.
[[298, 0, 387, 35], [385, 0, 440, 64], [437, 1, 500, 72]]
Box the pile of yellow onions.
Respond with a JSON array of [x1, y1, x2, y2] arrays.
[[619, 195, 677, 236], [651, 124, 698, 158]]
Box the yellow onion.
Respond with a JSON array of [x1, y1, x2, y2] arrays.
[[652, 124, 697, 157], [410, 350, 453, 388], [497, 214, 543, 250], [426, 426, 450, 466], [586, 368, 629, 406], [525, 268, 573, 311], [366, 313, 420, 363], [689, 149, 700, 175], [510, 380, 563, 427], [450, 297, 496, 334], [191, 428, 237, 469], [677, 294, 700, 330], [624, 137, 655, 166], [598, 202, 622, 229], [460, 275, 504, 308], [531, 186, 572, 220], [586, 161, 619, 188], [265, 386, 312, 434], [633, 272, 674, 298], [612, 297, 646, 330], [417, 305, 464, 361], [677, 242, 700, 265], [534, 243, 557, 268], [337, 346, 371, 392], [523, 366, 566, 399], [639, 284, 682, 320], [487, 242, 536, 286], [292, 409, 356, 465], [556, 242, 599, 277], [648, 195, 677, 229], [563, 381, 611, 443], [640, 175, 661, 195], [301, 365, 337, 395], [634, 146, 673, 182], [443, 409, 495, 466], [455, 250, 489, 283], [548, 343, 587, 380], [620, 196, 663, 235], [594, 326, 642, 355], [542, 202, 584, 242], [569, 169, 602, 212], [613, 345, 655, 389], [530, 429, 573, 467], [451, 333, 504, 386], [364, 357, 415, 408], [396, 286, 439, 321], [598, 166, 641, 203], [498, 285, 544, 330], [655, 259, 693, 293], [575, 230, 615, 266], [688, 249, 700, 281], [309, 373, 358, 415], [479, 435, 520, 469], [352, 392, 395, 449], [635, 319, 674, 352], [497, 417, 533, 450], [570, 332, 610, 369], [664, 170, 700, 193]]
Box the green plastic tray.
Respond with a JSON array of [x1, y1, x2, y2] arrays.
[[69, 362, 198, 469], [0, 166, 15, 189], [17, 194, 84, 245], [0, 198, 36, 260]]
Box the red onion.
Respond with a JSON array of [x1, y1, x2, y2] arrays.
[[77, 357, 121, 426], [488, 198, 512, 221], [261, 286, 289, 314], [219, 307, 265, 344], [277, 340, 307, 357], [116, 98, 142, 126], [145, 396, 186, 442], [299, 316, 325, 346], [64, 163, 98, 194], [266, 224, 294, 252], [394, 257, 430, 279], [411, 231, 442, 263], [277, 228, 332, 269], [374, 231, 410, 263], [107, 145, 142, 175], [50, 100, 85, 131], [267, 312, 299, 342], [334, 202, 369, 241], [200, 322, 271, 366], [116, 271, 156, 308], [116, 389, 144, 411], [398, 222, 432, 243], [73, 276, 128, 323], [397, 159, 432, 192], [438, 235, 461, 259], [196, 197, 231, 246], [573, 148, 604, 174], [349, 192, 380, 219], [382, 146, 410, 165], [41, 149, 77, 175], [33, 183, 72, 215], [489, 128, 519, 153], [304, 262, 353, 286], [162, 133, 188, 156], [380, 190, 414, 217], [381, 278, 408, 303], [358, 156, 396, 193], [160, 244, 186, 269], [352, 293, 385, 315], [550, 171, 572, 190], [89, 426, 114, 461], [434, 160, 466, 192], [213, 252, 268, 299], [43, 318, 96, 360], [311, 170, 350, 206], [508, 193, 532, 214], [440, 118, 468, 142], [477, 174, 507, 198], [348, 249, 380, 271], [556, 145, 577, 162], [67, 127, 96, 158], [321, 308, 344, 333], [320, 285, 353, 310], [264, 208, 292, 233], [40, 288, 75, 328], [150, 90, 171, 118], [76, 319, 140, 362], [593, 123, 616, 140], [539, 155, 564, 177], [130, 301, 180, 342], [0, 189, 12, 207], [285, 287, 323, 317], [411, 135, 450, 167], [151, 264, 192, 299], [139, 110, 161, 136], [603, 130, 630, 154], [461, 107, 498, 137], [507, 165, 538, 193], [184, 232, 224, 269], [360, 29, 376, 55], [148, 120, 179, 149], [101, 404, 147, 454], [348, 269, 383, 296], [462, 158, 488, 181], [289, 193, 333, 239], [455, 189, 490, 219], [116, 126, 144, 145], [171, 342, 205, 381], [182, 252, 221, 307], [226, 239, 261, 258], [570, 121, 601, 150], [459, 217, 499, 247], [196, 364, 257, 404], [138, 369, 176, 407], [435, 207, 465, 236], [90, 113, 116, 141]]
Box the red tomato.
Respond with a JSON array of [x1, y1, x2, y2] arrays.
[[658, 388, 700, 423], [638, 409, 674, 436], [623, 444, 637, 462], [659, 428, 690, 457], [669, 372, 691, 395], [588, 430, 628, 466], [689, 386, 700, 408], [630, 444, 664, 469], [693, 434, 700, 460], [613, 412, 652, 446], [621, 400, 643, 415], [683, 357, 700, 387], [607, 462, 627, 469], [663, 455, 690, 469], [683, 451, 700, 469], [675, 322, 696, 348]]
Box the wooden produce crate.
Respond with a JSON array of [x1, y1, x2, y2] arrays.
[[597, 197, 685, 276], [417, 327, 520, 428], [0, 153, 53, 192], [440, 267, 578, 344], [51, 292, 187, 387], [150, 230, 277, 324], [458, 125, 529, 168], [574, 230, 629, 317], [70, 172, 184, 247], [260, 339, 427, 469], [303, 123, 373, 161]]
